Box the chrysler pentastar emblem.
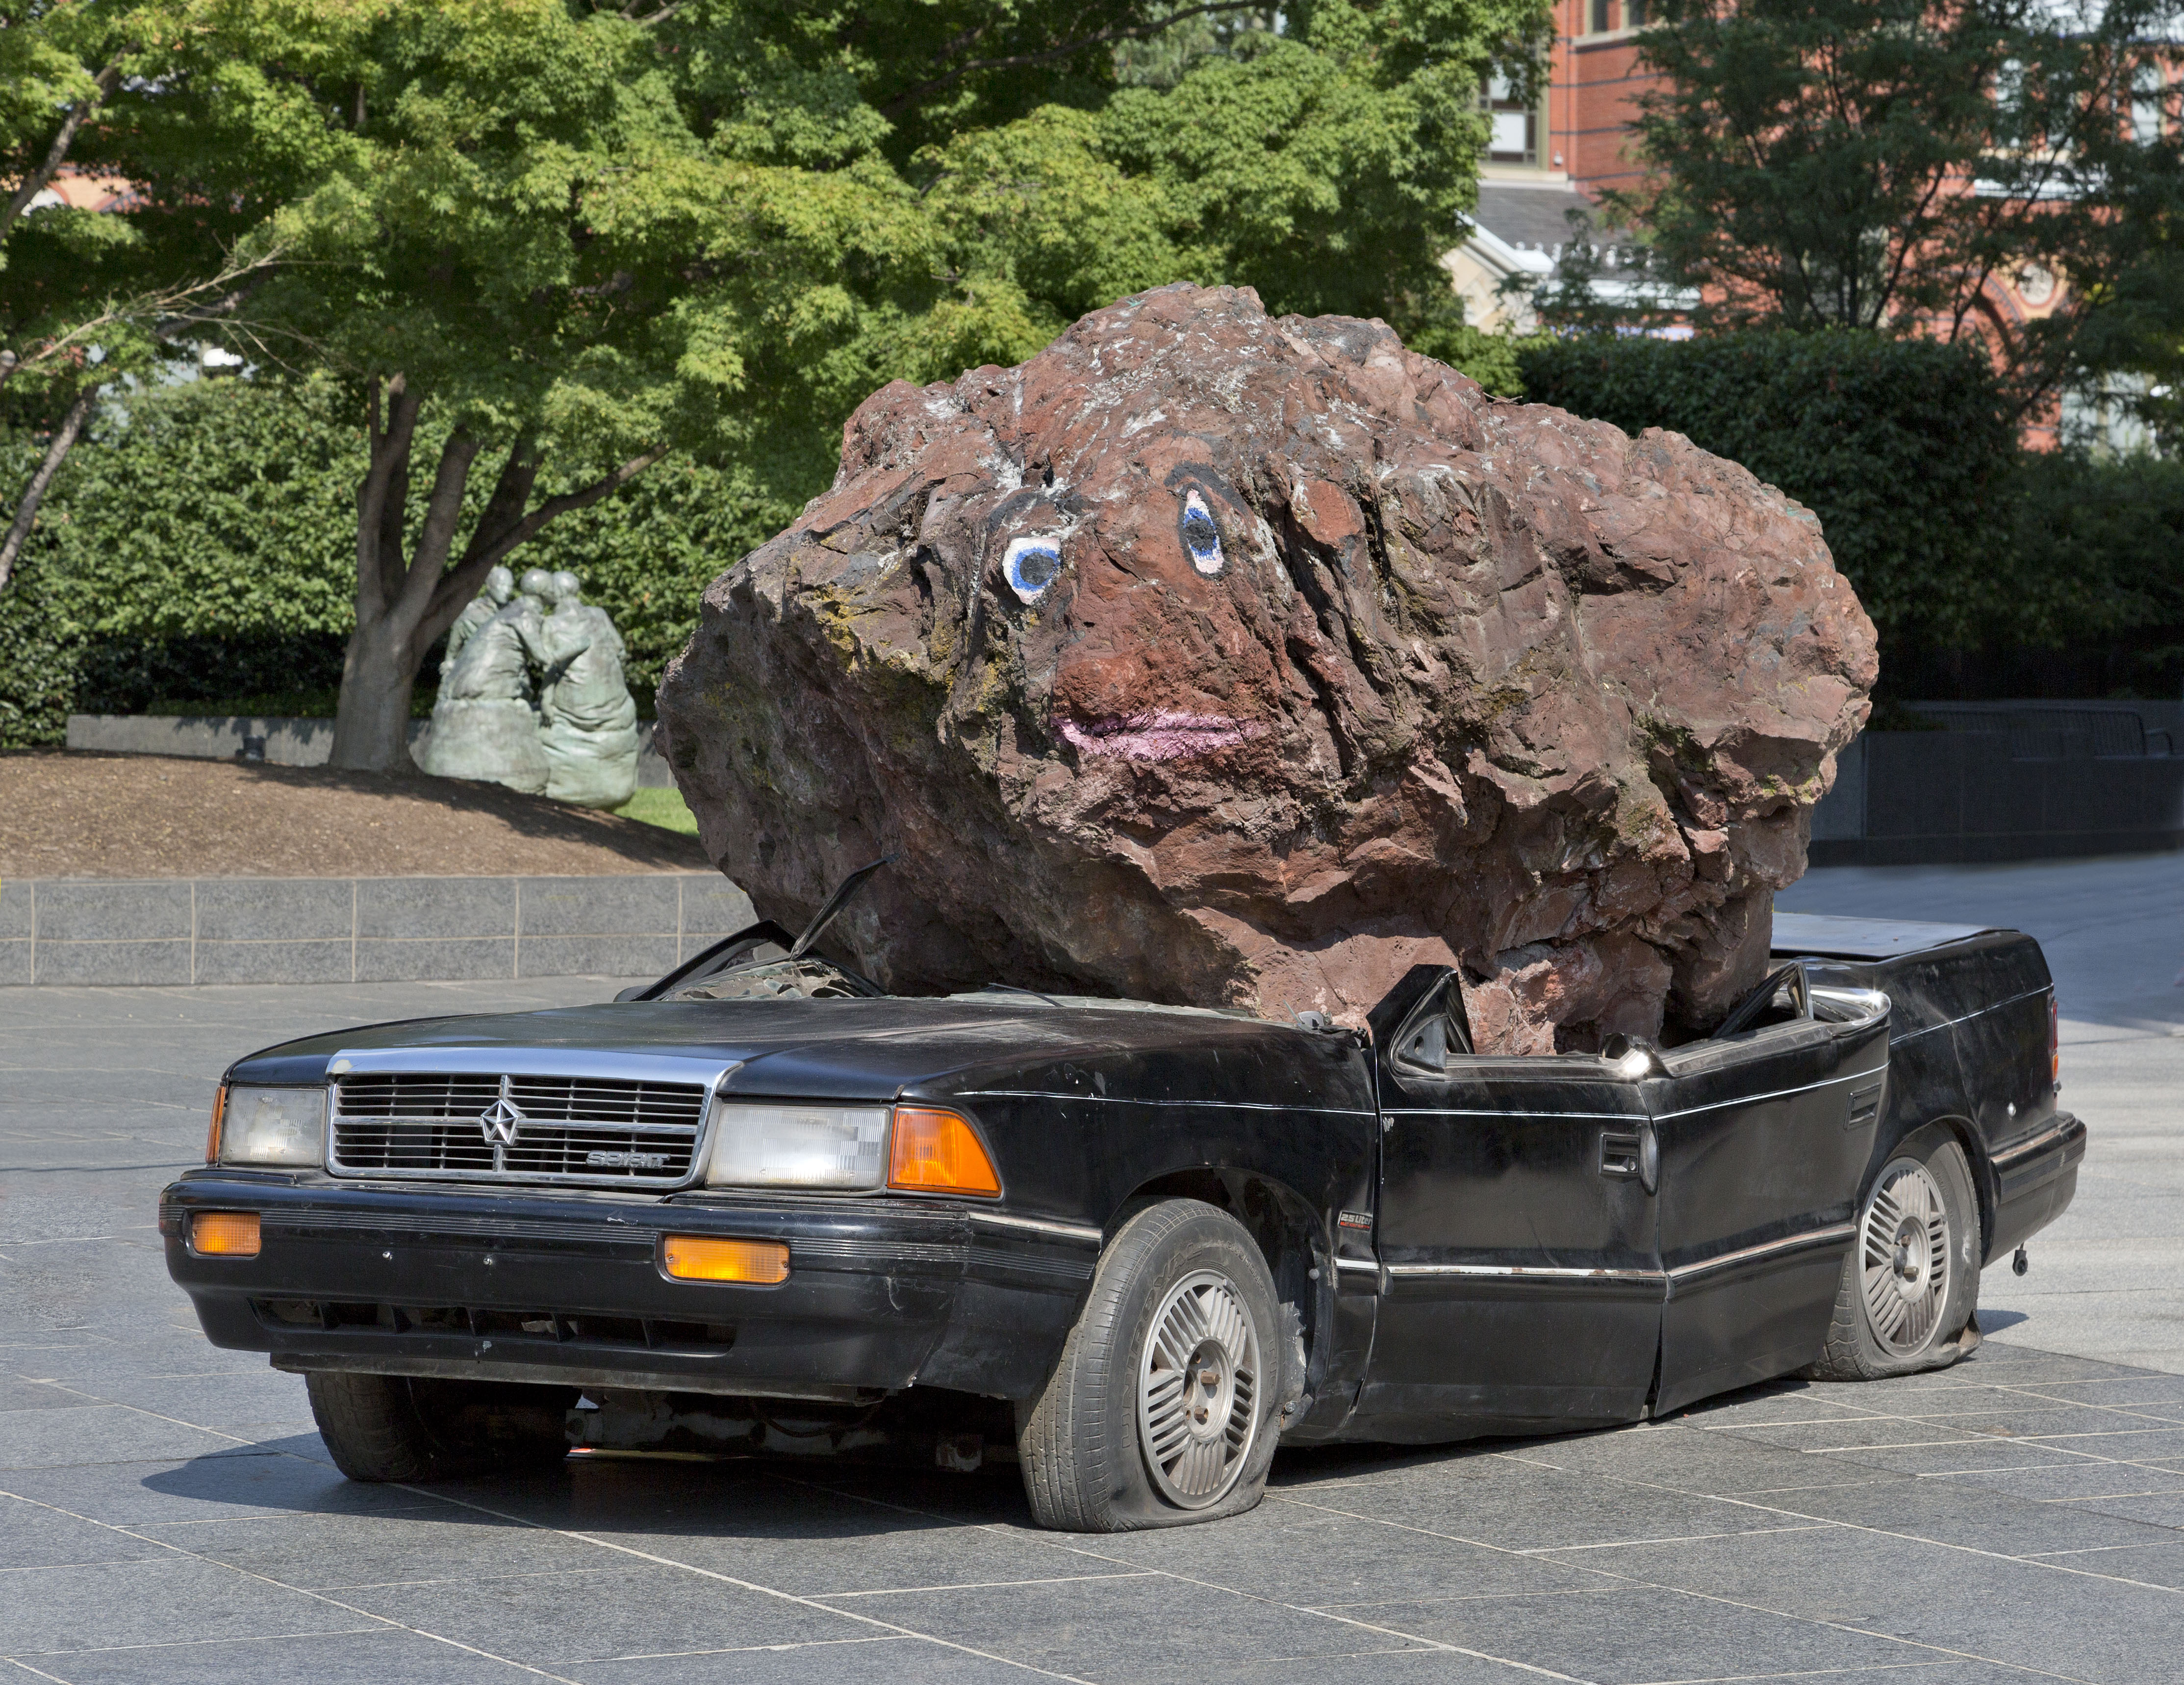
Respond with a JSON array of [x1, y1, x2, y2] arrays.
[[479, 1097, 525, 1147]]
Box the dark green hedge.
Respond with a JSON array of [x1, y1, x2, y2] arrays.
[[0, 377, 789, 745], [1517, 330, 2020, 674]]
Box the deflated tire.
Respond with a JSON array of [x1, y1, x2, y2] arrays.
[[1015, 1199, 1287, 1531]]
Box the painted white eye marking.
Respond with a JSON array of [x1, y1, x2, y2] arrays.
[[1179, 489, 1224, 577], [1002, 535, 1063, 604]]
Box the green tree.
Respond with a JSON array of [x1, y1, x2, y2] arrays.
[[0, 1, 336, 587], [1602, 0, 2184, 426], [179, 0, 1546, 771]]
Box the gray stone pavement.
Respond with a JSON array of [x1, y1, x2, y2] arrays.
[[3, 862, 2183, 1684]]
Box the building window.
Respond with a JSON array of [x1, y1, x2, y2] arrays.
[[1583, 0, 1644, 34], [1484, 71, 1541, 166], [2132, 63, 2166, 142]]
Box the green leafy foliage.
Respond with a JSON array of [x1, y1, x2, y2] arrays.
[[1988, 450, 2184, 698], [1600, 0, 2184, 425], [1517, 329, 2184, 697], [0, 376, 787, 743]]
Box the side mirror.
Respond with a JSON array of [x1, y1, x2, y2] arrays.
[[1600, 1033, 1663, 1078]]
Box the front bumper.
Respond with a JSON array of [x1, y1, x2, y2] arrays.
[[159, 1173, 1097, 1402]]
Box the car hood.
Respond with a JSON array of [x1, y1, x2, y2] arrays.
[[224, 994, 1331, 1103]]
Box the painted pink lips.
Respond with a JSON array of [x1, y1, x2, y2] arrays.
[[1057, 712, 1264, 763]]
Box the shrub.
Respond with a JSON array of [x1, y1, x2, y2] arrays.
[[1516, 330, 2019, 688], [0, 377, 788, 745]]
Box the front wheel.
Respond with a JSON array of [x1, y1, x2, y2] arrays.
[[1806, 1129, 1981, 1381], [1016, 1200, 1286, 1531], [306, 1372, 575, 1482]]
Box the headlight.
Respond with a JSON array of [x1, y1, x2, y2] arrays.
[[704, 1103, 889, 1190], [219, 1086, 326, 1167]]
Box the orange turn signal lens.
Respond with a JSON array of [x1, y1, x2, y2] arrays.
[[888, 1107, 1001, 1197], [204, 1085, 228, 1165], [191, 1211, 260, 1257], [662, 1235, 789, 1283]]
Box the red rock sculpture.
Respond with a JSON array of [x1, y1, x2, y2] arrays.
[[657, 284, 1877, 1051]]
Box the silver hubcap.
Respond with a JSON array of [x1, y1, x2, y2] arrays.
[[1860, 1158, 1951, 1356], [1138, 1268, 1262, 1509]]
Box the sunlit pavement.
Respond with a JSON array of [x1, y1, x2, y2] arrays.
[[5, 863, 2182, 1685]]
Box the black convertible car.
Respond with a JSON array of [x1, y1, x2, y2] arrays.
[[163, 902, 2082, 1531]]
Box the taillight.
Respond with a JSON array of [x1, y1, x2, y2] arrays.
[[2048, 994, 2060, 1087]]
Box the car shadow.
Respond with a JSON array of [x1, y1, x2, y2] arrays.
[[140, 1434, 1039, 1542]]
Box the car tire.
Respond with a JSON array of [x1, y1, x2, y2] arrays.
[[1015, 1199, 1287, 1532], [1805, 1128, 1982, 1382], [306, 1373, 574, 1482]]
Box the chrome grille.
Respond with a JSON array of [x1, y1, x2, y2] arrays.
[[330, 1071, 710, 1187]]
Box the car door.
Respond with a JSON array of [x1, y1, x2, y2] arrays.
[[1361, 970, 1663, 1439], [1650, 966, 1891, 1414]]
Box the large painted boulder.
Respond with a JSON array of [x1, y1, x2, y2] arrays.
[[657, 284, 1877, 1051]]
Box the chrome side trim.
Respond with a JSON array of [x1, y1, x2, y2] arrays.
[[1380, 1107, 1649, 1122], [1384, 1063, 1887, 1127], [1666, 1222, 1855, 1285], [1380, 1221, 1856, 1294], [1332, 1257, 1380, 1274], [1384, 1261, 1665, 1283], [966, 1210, 1104, 1245], [1650, 1063, 1890, 1123], [955, 1089, 1378, 1119]]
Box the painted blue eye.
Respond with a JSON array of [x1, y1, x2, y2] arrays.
[[1179, 489, 1224, 576], [1003, 535, 1063, 604]]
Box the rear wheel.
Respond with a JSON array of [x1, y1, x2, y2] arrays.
[[306, 1373, 574, 1482], [1016, 1200, 1285, 1531], [1806, 1130, 1981, 1381]]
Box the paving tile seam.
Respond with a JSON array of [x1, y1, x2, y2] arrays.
[[14, 1379, 262, 1446], [815, 1570, 1161, 1599], [1798, 1426, 2184, 1453], [0, 1486, 587, 1685], [1259, 1490, 2109, 1685], [1511, 1454, 2184, 1593], [1700, 1412, 2184, 1475], [12, 1625, 391, 1659], [1699, 1395, 2184, 1430], [1523, 1525, 1836, 1556], [580, 1634, 911, 1663], [1310, 1590, 1621, 1611], [308, 1565, 627, 1592], [1625, 1664, 2040, 1685], [1625, 1665, 2012, 1685], [2039, 1486, 2184, 1503], [391, 1481, 1106, 1685], [1975, 1382, 2184, 1423], [757, 1470, 1601, 1685]]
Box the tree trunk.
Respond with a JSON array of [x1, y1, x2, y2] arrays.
[[331, 614, 426, 772], [0, 384, 100, 593], [326, 372, 671, 773]]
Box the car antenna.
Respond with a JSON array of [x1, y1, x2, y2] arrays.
[[787, 855, 897, 959]]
